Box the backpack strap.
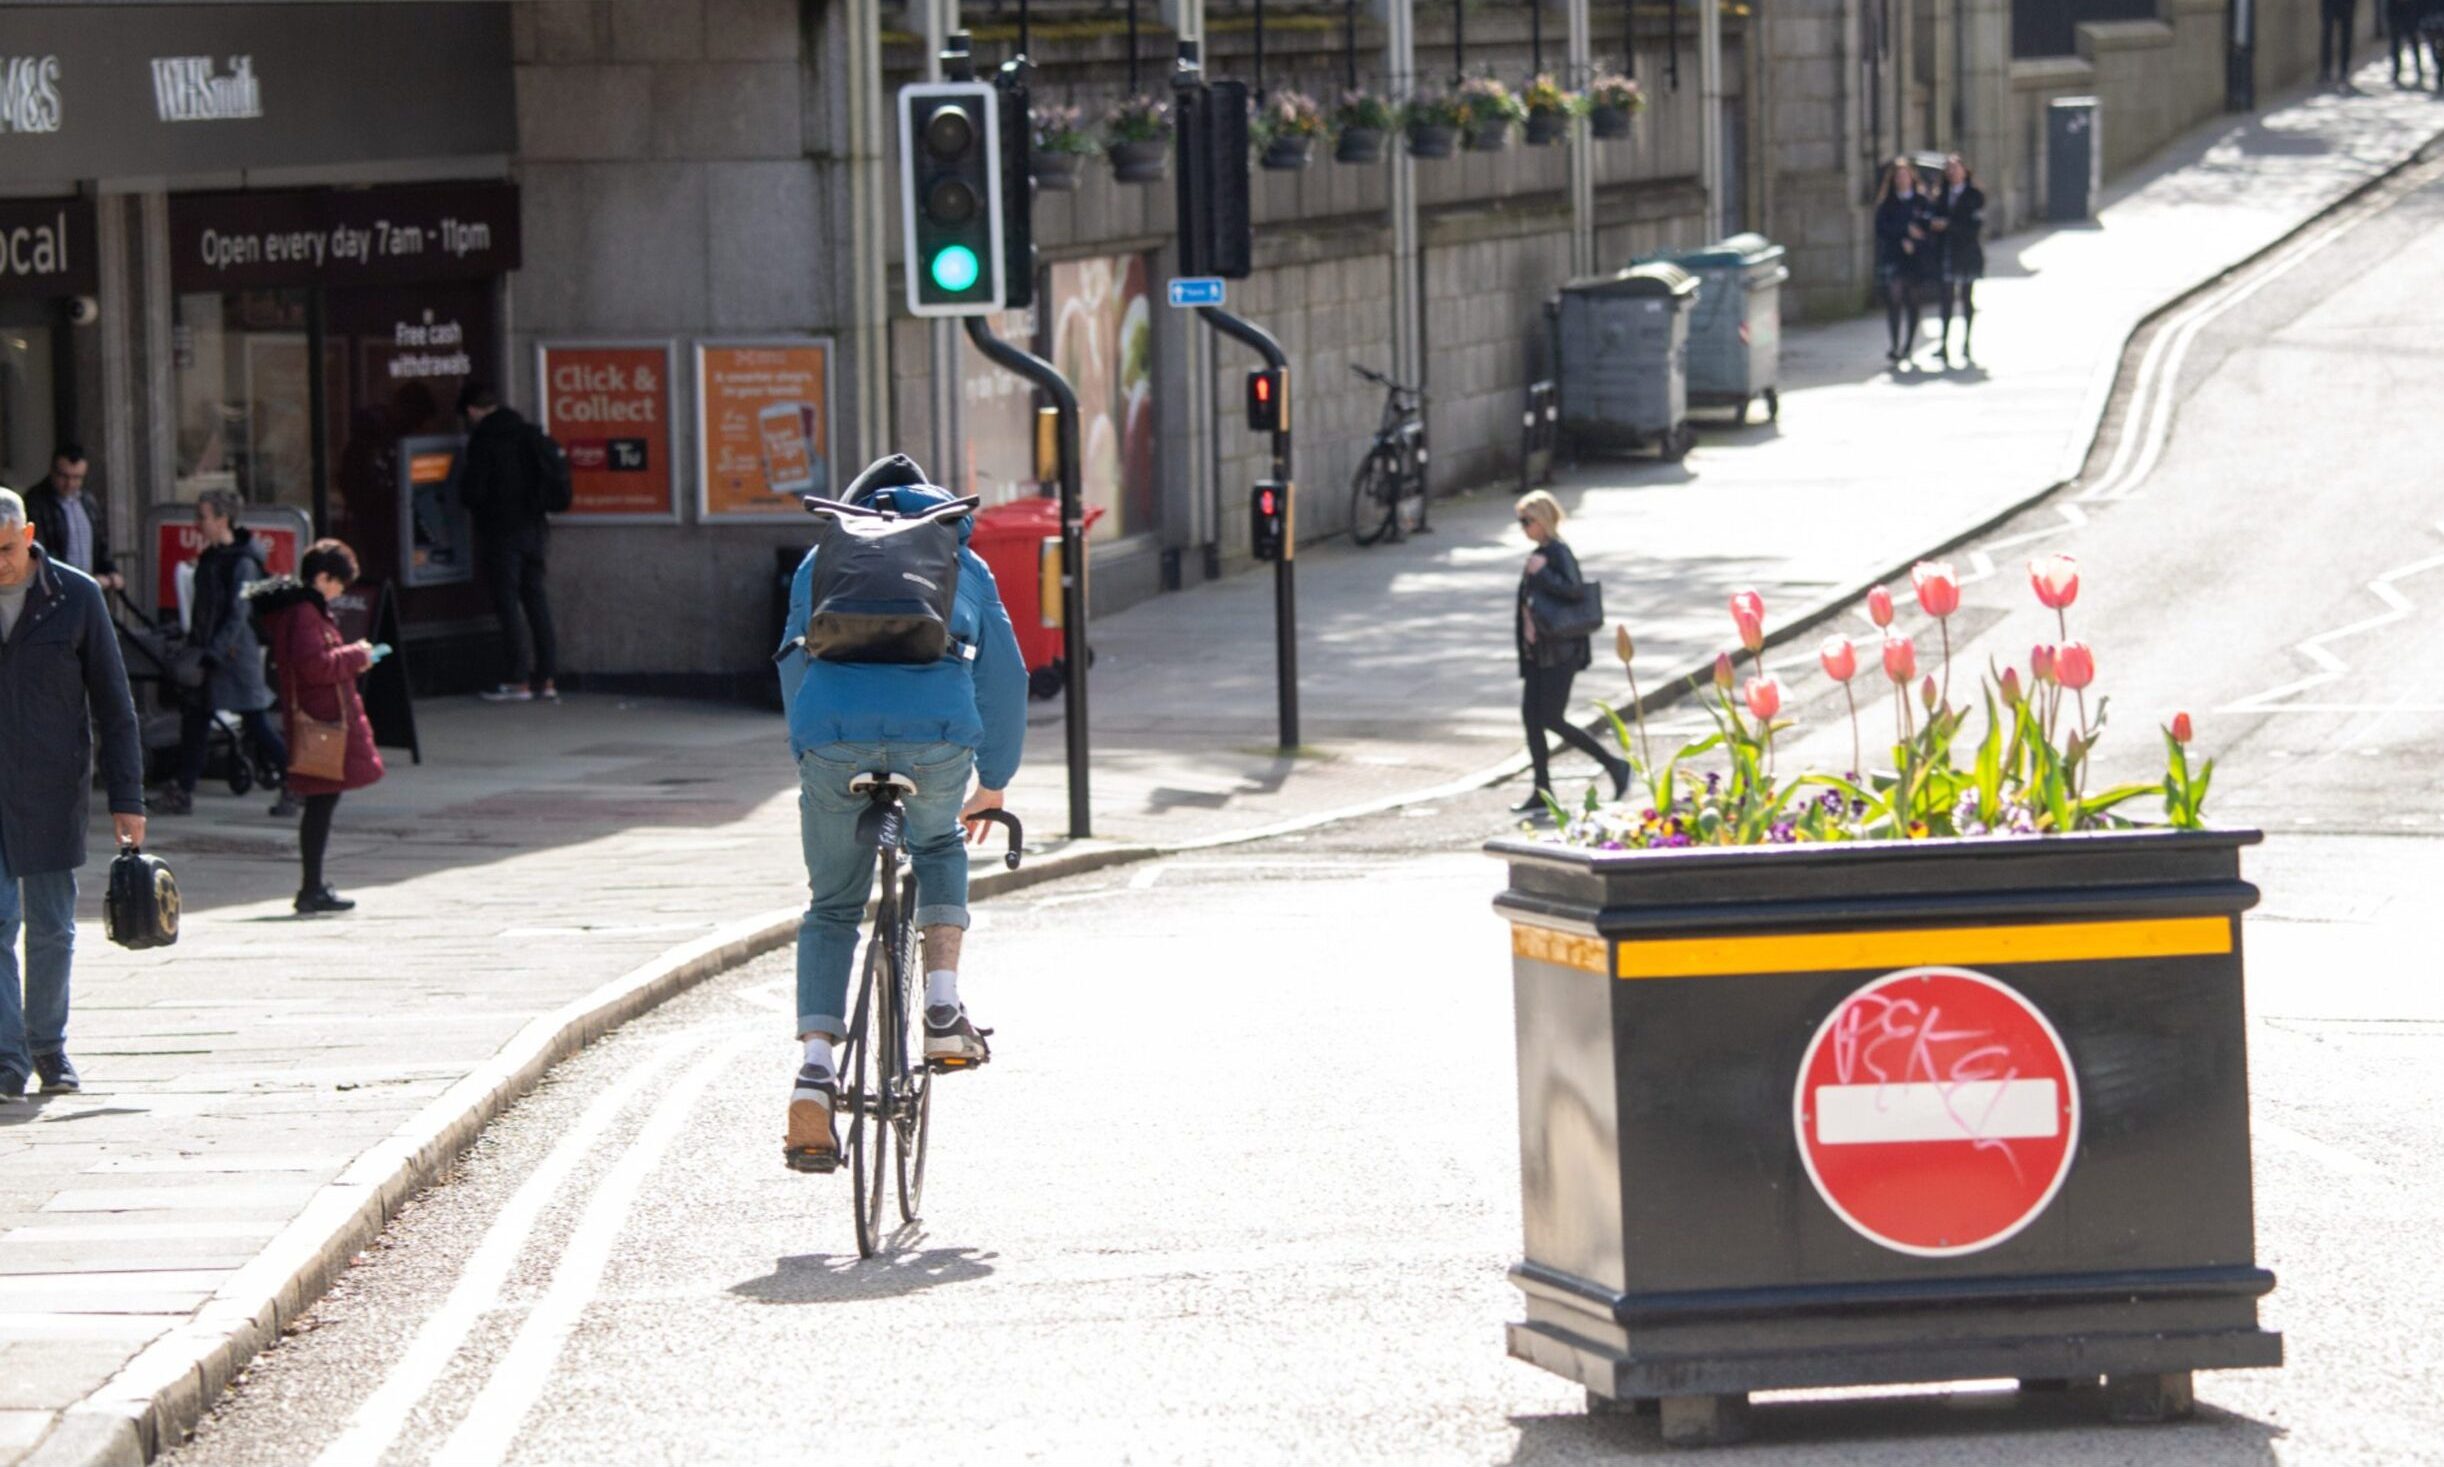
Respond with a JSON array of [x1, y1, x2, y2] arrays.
[[800, 493, 980, 523]]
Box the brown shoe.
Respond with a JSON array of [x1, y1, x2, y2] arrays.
[[782, 1064, 840, 1173]]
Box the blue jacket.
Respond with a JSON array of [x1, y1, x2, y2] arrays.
[[775, 480, 1027, 789]]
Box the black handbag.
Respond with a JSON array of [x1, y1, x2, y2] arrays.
[[1529, 577, 1606, 641], [104, 846, 181, 950]]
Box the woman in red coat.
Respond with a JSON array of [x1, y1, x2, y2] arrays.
[[247, 540, 385, 914]]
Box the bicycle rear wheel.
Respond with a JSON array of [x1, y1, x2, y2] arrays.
[[845, 938, 890, 1259], [1348, 451, 1399, 546], [891, 874, 932, 1224]]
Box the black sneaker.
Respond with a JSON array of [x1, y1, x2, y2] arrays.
[[153, 786, 194, 816], [268, 792, 303, 819], [33, 1053, 79, 1095], [0, 1071, 25, 1104], [923, 1004, 992, 1070], [783, 1064, 841, 1172], [294, 887, 356, 915]]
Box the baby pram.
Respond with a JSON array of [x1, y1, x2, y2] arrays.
[[111, 589, 285, 796]]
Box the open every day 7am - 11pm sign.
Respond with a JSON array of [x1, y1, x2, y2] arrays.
[[695, 338, 834, 522]]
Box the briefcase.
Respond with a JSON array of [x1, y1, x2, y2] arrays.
[[104, 847, 181, 950]]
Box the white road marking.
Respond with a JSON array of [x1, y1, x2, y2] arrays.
[[307, 1028, 709, 1467], [430, 1035, 755, 1467], [1814, 1080, 2061, 1145], [2221, 524, 2444, 714], [1129, 858, 1361, 890]]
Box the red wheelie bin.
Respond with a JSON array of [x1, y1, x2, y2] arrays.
[[969, 497, 1102, 699]]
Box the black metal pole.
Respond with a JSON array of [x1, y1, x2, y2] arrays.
[[1197, 305, 1299, 751], [1668, 0, 1680, 89], [1346, 0, 1359, 91], [964, 315, 1093, 837], [1256, 0, 1267, 98], [1532, 0, 1543, 75], [1128, 0, 1141, 92], [1020, 0, 1031, 59], [1454, 0, 1465, 82], [1624, 0, 1636, 77]]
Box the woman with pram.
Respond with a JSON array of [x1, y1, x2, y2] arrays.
[[152, 490, 296, 817]]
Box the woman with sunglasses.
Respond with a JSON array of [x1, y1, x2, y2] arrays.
[[1513, 491, 1629, 815]]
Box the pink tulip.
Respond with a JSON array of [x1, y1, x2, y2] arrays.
[[1713, 652, 1736, 691], [1819, 635, 1858, 683], [1882, 635, 1917, 684], [1867, 584, 1895, 628], [2031, 644, 2058, 685], [1912, 561, 1961, 618], [2171, 711, 2194, 745], [1729, 589, 1765, 654], [2056, 642, 2096, 691], [1999, 666, 2024, 708], [2030, 553, 2080, 610], [1743, 677, 1783, 721]]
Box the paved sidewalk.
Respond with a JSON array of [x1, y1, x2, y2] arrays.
[[9, 64, 2441, 1467]]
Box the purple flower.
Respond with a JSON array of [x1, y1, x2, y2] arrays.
[[1704, 771, 1722, 794]]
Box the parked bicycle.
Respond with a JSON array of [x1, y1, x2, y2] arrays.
[[832, 768, 1021, 1259], [1348, 365, 1429, 547]]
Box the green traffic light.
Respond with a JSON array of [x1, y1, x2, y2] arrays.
[[930, 244, 980, 293]]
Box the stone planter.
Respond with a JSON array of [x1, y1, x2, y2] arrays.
[[1406, 121, 1457, 159], [1260, 135, 1316, 171], [1590, 104, 1634, 139], [1334, 125, 1385, 164], [1106, 138, 1167, 184], [1489, 828, 2281, 1444], [1525, 107, 1570, 146], [1030, 148, 1084, 192], [1466, 121, 1513, 152]]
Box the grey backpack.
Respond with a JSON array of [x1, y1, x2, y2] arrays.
[[799, 493, 979, 663]]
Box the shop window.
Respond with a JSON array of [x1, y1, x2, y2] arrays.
[[174, 288, 314, 512], [0, 303, 56, 491]]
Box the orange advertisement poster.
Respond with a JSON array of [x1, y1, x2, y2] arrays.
[[536, 341, 678, 520], [695, 339, 833, 520]]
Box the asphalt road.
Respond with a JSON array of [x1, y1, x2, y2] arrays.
[[162, 161, 2444, 1466]]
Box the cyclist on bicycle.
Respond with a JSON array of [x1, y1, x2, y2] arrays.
[[774, 453, 1026, 1172]]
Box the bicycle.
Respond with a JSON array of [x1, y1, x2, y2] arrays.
[[1347, 364, 1429, 547], [835, 770, 1022, 1259]]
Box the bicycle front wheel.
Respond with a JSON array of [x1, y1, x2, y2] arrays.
[[846, 938, 890, 1259], [1349, 451, 1399, 546], [891, 874, 931, 1224]]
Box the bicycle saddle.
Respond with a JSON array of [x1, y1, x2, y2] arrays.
[[848, 772, 918, 797]]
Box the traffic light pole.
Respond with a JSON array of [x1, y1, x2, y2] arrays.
[[964, 315, 1092, 839], [1196, 305, 1299, 751]]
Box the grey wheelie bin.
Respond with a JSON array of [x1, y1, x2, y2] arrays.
[[1551, 262, 1698, 461], [1662, 233, 1788, 425]]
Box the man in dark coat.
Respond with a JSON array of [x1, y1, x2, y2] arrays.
[[0, 487, 145, 1100], [454, 382, 559, 702], [22, 444, 121, 590]]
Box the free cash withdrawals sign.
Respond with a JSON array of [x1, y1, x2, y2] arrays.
[[1793, 967, 2080, 1257], [536, 342, 678, 522], [695, 339, 833, 522]]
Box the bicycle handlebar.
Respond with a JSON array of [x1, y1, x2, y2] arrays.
[[1350, 364, 1422, 396], [969, 807, 1024, 870]]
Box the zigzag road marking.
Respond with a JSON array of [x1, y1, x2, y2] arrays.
[[2220, 522, 2444, 715]]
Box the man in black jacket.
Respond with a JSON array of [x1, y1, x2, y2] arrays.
[[23, 445, 121, 591], [0, 487, 145, 1100], [455, 382, 559, 702]]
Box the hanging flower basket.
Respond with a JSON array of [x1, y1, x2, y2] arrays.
[[1030, 104, 1097, 192], [1331, 89, 1398, 165], [1101, 94, 1172, 185], [1457, 75, 1526, 152], [1404, 91, 1465, 160], [1252, 90, 1325, 172], [1521, 75, 1580, 148], [1524, 108, 1569, 146], [1588, 72, 1644, 140]]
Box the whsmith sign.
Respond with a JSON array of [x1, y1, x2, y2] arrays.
[[0, 4, 511, 181]]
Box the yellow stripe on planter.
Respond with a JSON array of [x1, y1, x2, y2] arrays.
[[1511, 923, 1609, 975], [1612, 916, 2232, 980]]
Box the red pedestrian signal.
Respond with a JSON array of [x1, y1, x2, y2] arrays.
[[1250, 479, 1289, 561], [1245, 366, 1287, 432]]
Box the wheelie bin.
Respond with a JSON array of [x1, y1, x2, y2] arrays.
[[1655, 233, 1788, 426], [1551, 262, 1698, 461], [969, 496, 1104, 699]]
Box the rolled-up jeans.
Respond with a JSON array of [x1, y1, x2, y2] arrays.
[[0, 835, 78, 1085], [795, 741, 974, 1039]]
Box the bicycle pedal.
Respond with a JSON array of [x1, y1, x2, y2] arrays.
[[925, 1055, 987, 1074], [782, 1145, 842, 1175]]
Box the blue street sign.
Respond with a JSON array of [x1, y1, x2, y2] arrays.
[[1168, 277, 1226, 308]]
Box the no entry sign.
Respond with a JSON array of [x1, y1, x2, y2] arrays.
[[1794, 967, 2079, 1257]]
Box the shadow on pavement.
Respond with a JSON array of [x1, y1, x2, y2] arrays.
[[730, 1244, 998, 1304], [1503, 1388, 2282, 1463]]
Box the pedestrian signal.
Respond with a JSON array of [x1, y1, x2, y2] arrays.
[[900, 81, 1005, 316], [1245, 367, 1288, 432], [1251, 480, 1289, 562]]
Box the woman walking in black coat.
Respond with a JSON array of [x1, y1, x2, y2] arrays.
[[1514, 490, 1630, 815], [1929, 153, 1987, 366], [1873, 157, 1937, 367]]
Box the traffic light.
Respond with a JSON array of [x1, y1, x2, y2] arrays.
[[992, 60, 1036, 312], [1245, 366, 1288, 433], [899, 81, 1005, 316], [1250, 480, 1289, 562], [1172, 77, 1252, 279]]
